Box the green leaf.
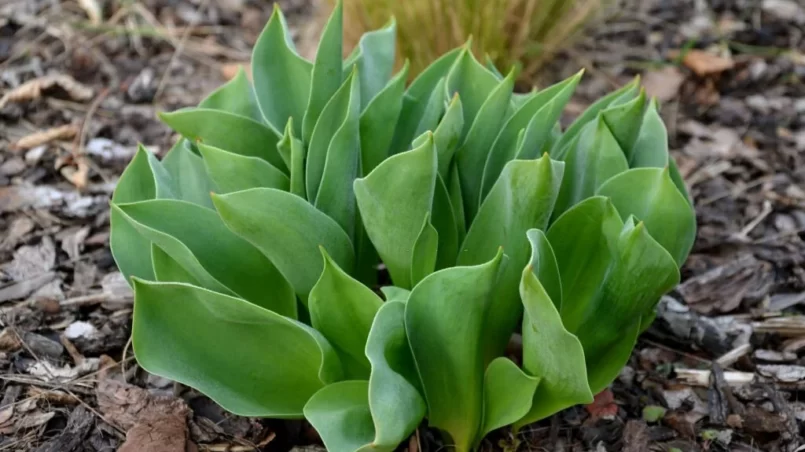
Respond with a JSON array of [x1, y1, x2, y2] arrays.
[[447, 164, 467, 243], [390, 47, 462, 155], [360, 62, 409, 175], [304, 381, 382, 452], [302, 1, 343, 143], [197, 144, 288, 194], [349, 19, 397, 110], [162, 142, 218, 208], [525, 229, 562, 310], [586, 320, 640, 395], [366, 301, 427, 448], [581, 218, 678, 392], [159, 108, 286, 173], [479, 357, 540, 440], [551, 78, 639, 160], [432, 175, 459, 269], [412, 77, 447, 139], [445, 48, 501, 140], [515, 263, 593, 428], [630, 98, 668, 168], [110, 148, 157, 284], [410, 213, 438, 286], [314, 71, 362, 238], [212, 188, 355, 301], [458, 155, 564, 359], [405, 250, 505, 452], [455, 70, 515, 221], [354, 135, 437, 289], [309, 248, 382, 379], [150, 243, 199, 285], [432, 94, 464, 179], [380, 286, 410, 303], [552, 116, 629, 218], [132, 279, 341, 417], [546, 197, 624, 334], [199, 67, 262, 121], [596, 167, 696, 266], [252, 5, 312, 135], [481, 72, 581, 198], [306, 71, 356, 202], [114, 199, 296, 317], [601, 90, 647, 159], [278, 118, 307, 198], [547, 199, 680, 392]]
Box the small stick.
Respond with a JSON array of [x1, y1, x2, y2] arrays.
[[675, 368, 755, 387]]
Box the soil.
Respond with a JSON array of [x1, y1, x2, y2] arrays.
[[1, 0, 804, 451]]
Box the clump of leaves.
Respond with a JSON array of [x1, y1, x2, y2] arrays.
[[334, 0, 613, 82], [110, 3, 695, 452]]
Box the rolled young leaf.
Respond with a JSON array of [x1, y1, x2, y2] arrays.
[[405, 250, 505, 452], [132, 279, 342, 417], [309, 248, 382, 379], [212, 188, 355, 301]]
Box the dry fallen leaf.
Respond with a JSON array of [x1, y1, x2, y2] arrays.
[[0, 74, 93, 109], [13, 124, 79, 151], [221, 62, 252, 81], [642, 66, 686, 102], [682, 49, 735, 77]]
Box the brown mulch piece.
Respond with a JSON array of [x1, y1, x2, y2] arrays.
[[1, 0, 804, 450]]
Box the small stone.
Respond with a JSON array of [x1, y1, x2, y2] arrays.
[[64, 321, 98, 340], [0, 157, 25, 176], [24, 145, 47, 165], [22, 332, 64, 359], [126, 67, 157, 103]]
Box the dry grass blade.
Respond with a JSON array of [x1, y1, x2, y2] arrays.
[[12, 124, 79, 151], [334, 0, 614, 80], [0, 74, 93, 109]]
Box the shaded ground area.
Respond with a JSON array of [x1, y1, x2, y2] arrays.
[[0, 0, 804, 450]]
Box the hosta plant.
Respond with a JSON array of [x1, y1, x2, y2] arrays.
[[110, 3, 695, 452]]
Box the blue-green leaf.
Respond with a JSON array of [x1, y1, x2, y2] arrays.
[[405, 250, 505, 452], [133, 279, 340, 417], [309, 248, 382, 379], [354, 135, 437, 289], [252, 5, 312, 135], [212, 188, 355, 301]]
